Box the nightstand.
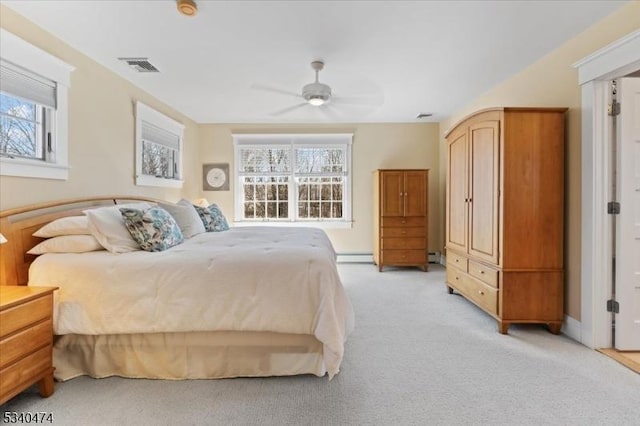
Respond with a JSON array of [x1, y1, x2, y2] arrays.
[[0, 286, 58, 405]]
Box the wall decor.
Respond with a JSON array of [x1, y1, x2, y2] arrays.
[[203, 163, 230, 191]]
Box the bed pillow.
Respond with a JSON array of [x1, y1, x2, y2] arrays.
[[27, 235, 104, 254], [33, 216, 90, 238], [158, 200, 206, 238], [193, 203, 230, 232], [120, 206, 184, 252], [84, 203, 152, 253]]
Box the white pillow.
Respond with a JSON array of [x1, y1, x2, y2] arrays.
[[158, 199, 206, 238], [84, 202, 152, 253], [27, 235, 104, 255], [33, 216, 90, 238]]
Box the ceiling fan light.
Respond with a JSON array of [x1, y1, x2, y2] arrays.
[[308, 97, 326, 106]]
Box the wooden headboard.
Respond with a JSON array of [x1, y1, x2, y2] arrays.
[[0, 196, 161, 286]]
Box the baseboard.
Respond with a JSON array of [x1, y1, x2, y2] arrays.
[[337, 252, 441, 264], [562, 315, 582, 343], [439, 254, 446, 266]]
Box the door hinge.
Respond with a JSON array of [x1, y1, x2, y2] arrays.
[[607, 202, 620, 214], [608, 101, 620, 116], [606, 299, 620, 313]]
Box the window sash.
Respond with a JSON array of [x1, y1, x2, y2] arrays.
[[0, 93, 50, 161]]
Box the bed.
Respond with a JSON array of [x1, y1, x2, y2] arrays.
[[0, 196, 354, 381]]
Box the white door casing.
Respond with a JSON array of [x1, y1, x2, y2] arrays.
[[574, 29, 640, 348], [615, 77, 640, 350]]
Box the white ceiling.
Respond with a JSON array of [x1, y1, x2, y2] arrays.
[[2, 1, 626, 124]]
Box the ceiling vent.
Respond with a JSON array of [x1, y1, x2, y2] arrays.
[[118, 58, 160, 73], [416, 113, 433, 119]]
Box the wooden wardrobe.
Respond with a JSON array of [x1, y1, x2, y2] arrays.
[[373, 169, 429, 272], [445, 108, 566, 334]]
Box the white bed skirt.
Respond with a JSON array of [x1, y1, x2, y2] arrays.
[[53, 331, 327, 381]]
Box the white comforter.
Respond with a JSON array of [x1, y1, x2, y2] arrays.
[[29, 227, 354, 377]]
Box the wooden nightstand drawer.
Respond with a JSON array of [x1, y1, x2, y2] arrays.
[[0, 345, 52, 401], [0, 319, 52, 369], [0, 294, 52, 337]]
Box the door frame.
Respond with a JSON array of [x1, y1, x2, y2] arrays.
[[574, 30, 640, 348]]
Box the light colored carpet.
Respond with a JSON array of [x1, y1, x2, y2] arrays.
[[3, 264, 640, 425]]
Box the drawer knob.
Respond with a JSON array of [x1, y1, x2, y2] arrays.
[[455, 276, 459, 280], [478, 290, 484, 295], [455, 259, 459, 263], [402, 220, 406, 224], [480, 270, 485, 274]]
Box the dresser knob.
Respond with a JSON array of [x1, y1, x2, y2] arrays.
[[480, 270, 485, 274], [478, 290, 484, 295]]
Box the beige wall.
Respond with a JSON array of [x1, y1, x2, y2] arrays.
[[198, 123, 440, 254], [438, 1, 640, 321], [0, 6, 201, 211]]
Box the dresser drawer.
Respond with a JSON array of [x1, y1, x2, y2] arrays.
[[382, 249, 426, 264], [0, 345, 51, 400], [0, 294, 52, 337], [446, 268, 498, 316], [381, 227, 426, 238], [381, 237, 426, 250], [446, 251, 468, 272], [381, 217, 426, 227], [0, 319, 52, 369], [468, 260, 499, 288]]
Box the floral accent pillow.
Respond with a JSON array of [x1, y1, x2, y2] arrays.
[[120, 207, 184, 252], [194, 203, 230, 232]]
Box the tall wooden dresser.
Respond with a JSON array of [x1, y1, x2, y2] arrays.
[[373, 169, 429, 271], [445, 108, 566, 334]]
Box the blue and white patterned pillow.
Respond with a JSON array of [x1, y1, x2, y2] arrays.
[[194, 203, 229, 232], [120, 207, 184, 252]]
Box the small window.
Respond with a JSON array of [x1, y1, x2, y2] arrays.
[[0, 30, 73, 180], [233, 134, 352, 228], [135, 101, 184, 188]]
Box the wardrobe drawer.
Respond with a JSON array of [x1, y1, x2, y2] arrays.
[[381, 250, 426, 264], [468, 260, 499, 288], [446, 269, 498, 316], [381, 227, 426, 238], [381, 237, 426, 250], [381, 217, 426, 227], [446, 251, 468, 272]]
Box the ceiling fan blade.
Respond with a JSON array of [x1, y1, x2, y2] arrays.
[[251, 83, 301, 99], [319, 104, 342, 120], [270, 102, 309, 116]]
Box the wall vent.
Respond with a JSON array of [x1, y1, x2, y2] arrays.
[[118, 57, 160, 73]]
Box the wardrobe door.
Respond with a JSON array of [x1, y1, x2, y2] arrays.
[[404, 171, 427, 217], [468, 120, 500, 264], [446, 130, 468, 253], [380, 171, 404, 217]]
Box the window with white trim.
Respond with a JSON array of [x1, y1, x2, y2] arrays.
[[135, 101, 184, 188], [233, 134, 352, 228], [0, 29, 73, 180]]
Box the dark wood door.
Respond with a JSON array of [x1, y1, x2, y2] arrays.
[[404, 171, 427, 217], [381, 171, 404, 217]]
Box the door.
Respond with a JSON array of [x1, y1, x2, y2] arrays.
[[381, 171, 404, 217], [615, 77, 640, 350], [468, 121, 500, 264], [446, 131, 468, 253], [404, 171, 427, 217]]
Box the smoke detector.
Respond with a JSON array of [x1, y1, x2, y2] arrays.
[[177, 0, 198, 17]]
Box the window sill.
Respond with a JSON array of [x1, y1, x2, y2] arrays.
[[233, 220, 352, 230], [0, 157, 69, 180], [135, 175, 183, 188]]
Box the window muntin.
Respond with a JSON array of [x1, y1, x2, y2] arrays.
[[234, 134, 352, 226]]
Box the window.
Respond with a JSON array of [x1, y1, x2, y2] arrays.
[[233, 134, 352, 228], [0, 29, 73, 180], [135, 101, 184, 188]]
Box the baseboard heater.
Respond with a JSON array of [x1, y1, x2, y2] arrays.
[[337, 252, 441, 264]]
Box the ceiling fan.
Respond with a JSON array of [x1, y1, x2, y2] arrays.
[[252, 61, 382, 117]]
